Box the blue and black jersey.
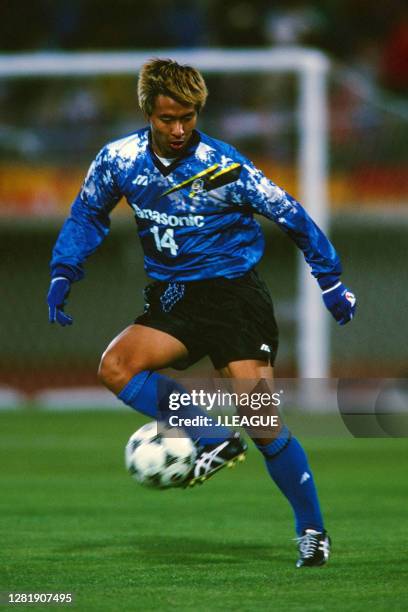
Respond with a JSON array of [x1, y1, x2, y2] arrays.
[[51, 127, 341, 288]]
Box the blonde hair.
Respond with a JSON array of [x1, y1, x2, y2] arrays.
[[137, 58, 208, 116]]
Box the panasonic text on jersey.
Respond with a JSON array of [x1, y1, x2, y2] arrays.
[[131, 204, 205, 228]]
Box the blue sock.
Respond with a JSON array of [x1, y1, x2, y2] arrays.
[[256, 426, 324, 535], [118, 371, 232, 445]]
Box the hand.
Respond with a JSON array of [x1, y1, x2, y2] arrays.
[[322, 281, 356, 325], [47, 277, 73, 326]]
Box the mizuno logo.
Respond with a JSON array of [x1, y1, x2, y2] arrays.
[[260, 344, 271, 352], [133, 175, 148, 186]]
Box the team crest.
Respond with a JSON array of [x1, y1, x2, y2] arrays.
[[190, 178, 205, 195]]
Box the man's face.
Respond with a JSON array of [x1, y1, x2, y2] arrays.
[[148, 95, 198, 158]]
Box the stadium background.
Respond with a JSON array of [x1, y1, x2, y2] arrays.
[[0, 0, 408, 402], [1, 3, 408, 611], [1, 0, 407, 402]]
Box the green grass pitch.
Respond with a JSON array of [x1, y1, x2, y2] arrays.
[[1, 410, 408, 611]]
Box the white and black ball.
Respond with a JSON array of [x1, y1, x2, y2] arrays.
[[125, 422, 196, 489]]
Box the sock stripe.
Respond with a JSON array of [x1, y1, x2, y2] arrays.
[[267, 433, 292, 460], [118, 370, 150, 404], [256, 425, 292, 458]]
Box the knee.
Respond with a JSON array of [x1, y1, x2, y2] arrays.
[[97, 347, 143, 391], [97, 348, 120, 388]]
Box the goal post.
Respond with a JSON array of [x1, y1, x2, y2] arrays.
[[0, 48, 330, 379]]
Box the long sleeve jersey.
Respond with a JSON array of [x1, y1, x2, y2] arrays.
[[51, 127, 341, 288]]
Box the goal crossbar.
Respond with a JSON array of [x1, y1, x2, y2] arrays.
[[0, 48, 328, 77]]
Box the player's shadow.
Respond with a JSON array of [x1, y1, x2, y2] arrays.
[[60, 534, 278, 565]]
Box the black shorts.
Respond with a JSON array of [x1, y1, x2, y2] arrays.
[[135, 269, 279, 370]]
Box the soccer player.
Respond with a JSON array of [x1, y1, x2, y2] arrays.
[[47, 58, 356, 567]]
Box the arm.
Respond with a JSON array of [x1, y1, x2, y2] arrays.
[[47, 145, 122, 325], [238, 158, 356, 324]]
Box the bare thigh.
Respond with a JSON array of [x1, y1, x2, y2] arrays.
[[98, 324, 189, 393]]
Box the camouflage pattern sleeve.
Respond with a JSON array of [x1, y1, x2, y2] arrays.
[[236, 155, 342, 289], [50, 146, 122, 282]]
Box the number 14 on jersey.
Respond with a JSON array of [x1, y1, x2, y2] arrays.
[[150, 226, 179, 256]]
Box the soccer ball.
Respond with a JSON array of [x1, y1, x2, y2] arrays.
[[125, 422, 197, 489]]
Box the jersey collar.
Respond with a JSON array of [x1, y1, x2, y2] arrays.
[[147, 129, 201, 176]]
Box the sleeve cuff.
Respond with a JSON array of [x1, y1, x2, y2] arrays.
[[51, 265, 82, 283], [317, 274, 341, 290]]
